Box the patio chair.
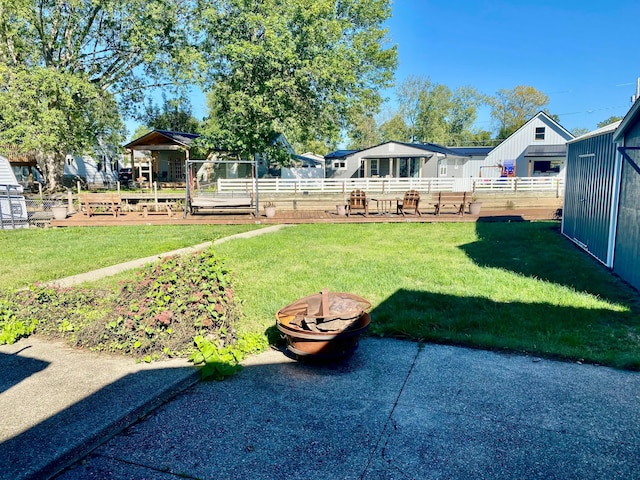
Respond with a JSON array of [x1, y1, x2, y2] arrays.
[[397, 190, 421, 216], [346, 189, 369, 217]]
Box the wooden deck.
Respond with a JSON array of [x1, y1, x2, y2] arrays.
[[50, 206, 560, 227]]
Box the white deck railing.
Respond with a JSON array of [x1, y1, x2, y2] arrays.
[[217, 177, 564, 195]]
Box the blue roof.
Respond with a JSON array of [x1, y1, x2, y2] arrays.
[[153, 130, 200, 145], [124, 129, 200, 149], [394, 141, 469, 157], [448, 147, 494, 156], [324, 149, 358, 159]]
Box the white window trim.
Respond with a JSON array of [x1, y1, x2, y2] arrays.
[[333, 160, 347, 170]]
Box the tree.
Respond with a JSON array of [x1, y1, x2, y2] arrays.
[[447, 86, 486, 145], [571, 127, 590, 137], [394, 77, 485, 145], [197, 0, 397, 164], [0, 0, 199, 188], [141, 95, 201, 133], [379, 113, 409, 142], [489, 85, 549, 139], [347, 113, 381, 150], [0, 65, 124, 189], [597, 116, 624, 128], [396, 76, 430, 141]]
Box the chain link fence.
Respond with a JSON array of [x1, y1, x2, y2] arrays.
[[0, 185, 72, 229]]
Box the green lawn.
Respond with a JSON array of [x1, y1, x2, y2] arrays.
[[0, 224, 258, 290], [211, 222, 640, 369], [2, 221, 639, 369]]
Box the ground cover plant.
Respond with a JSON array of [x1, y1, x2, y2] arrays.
[[211, 222, 640, 370], [0, 224, 257, 290]]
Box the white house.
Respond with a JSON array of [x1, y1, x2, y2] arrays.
[[475, 111, 574, 178], [326, 112, 574, 181]]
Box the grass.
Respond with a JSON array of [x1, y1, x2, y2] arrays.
[[0, 224, 258, 290], [211, 222, 640, 369], [2, 221, 639, 369]]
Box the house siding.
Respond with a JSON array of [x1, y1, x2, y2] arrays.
[[563, 130, 619, 265], [483, 114, 573, 178]]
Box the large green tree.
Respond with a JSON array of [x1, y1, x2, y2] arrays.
[[0, 0, 198, 188], [489, 85, 549, 140], [0, 65, 124, 188], [197, 0, 397, 163], [394, 76, 486, 145]]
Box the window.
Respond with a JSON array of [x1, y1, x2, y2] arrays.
[[370, 159, 379, 176], [533, 160, 562, 175], [438, 159, 448, 177], [333, 160, 346, 169], [170, 158, 184, 180], [535, 127, 545, 140]]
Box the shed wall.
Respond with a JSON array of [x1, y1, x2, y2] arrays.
[[614, 121, 640, 291], [563, 131, 618, 265]]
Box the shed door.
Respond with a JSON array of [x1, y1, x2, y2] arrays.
[[565, 155, 594, 247]]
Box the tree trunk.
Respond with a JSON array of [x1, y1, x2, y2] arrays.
[[37, 150, 65, 191]]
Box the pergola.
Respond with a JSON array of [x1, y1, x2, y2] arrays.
[[123, 130, 200, 183]]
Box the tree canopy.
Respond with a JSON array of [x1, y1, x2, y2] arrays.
[[597, 116, 624, 128], [378, 76, 488, 145], [0, 0, 199, 188], [197, 0, 397, 161], [489, 85, 549, 140], [0, 65, 124, 187], [139, 95, 201, 136]]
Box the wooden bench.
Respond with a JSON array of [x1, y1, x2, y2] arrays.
[[138, 202, 175, 218], [189, 194, 254, 216], [79, 193, 121, 217], [432, 191, 471, 216]]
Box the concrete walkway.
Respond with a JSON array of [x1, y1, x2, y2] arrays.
[[2, 338, 639, 480], [44, 224, 292, 288]]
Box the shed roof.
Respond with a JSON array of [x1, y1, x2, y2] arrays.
[[124, 130, 200, 150], [612, 98, 640, 142], [568, 121, 622, 144], [523, 144, 567, 157]]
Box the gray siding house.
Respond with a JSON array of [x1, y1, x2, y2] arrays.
[[481, 111, 574, 178], [325, 112, 574, 181], [324, 141, 468, 179]]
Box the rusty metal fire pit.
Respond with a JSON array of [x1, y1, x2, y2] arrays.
[[276, 289, 371, 359]]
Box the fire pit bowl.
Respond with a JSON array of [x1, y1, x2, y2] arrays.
[[276, 289, 371, 359]]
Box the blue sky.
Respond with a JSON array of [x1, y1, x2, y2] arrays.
[[128, 0, 640, 140], [383, 0, 640, 134]]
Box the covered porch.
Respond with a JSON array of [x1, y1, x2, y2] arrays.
[[123, 130, 200, 185]]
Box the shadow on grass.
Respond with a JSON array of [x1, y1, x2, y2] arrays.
[[459, 221, 640, 311], [369, 288, 640, 369]]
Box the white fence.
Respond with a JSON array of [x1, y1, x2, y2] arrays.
[[217, 177, 564, 195]]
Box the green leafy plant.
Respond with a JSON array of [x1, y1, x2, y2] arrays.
[[0, 299, 38, 344], [73, 249, 241, 360]]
